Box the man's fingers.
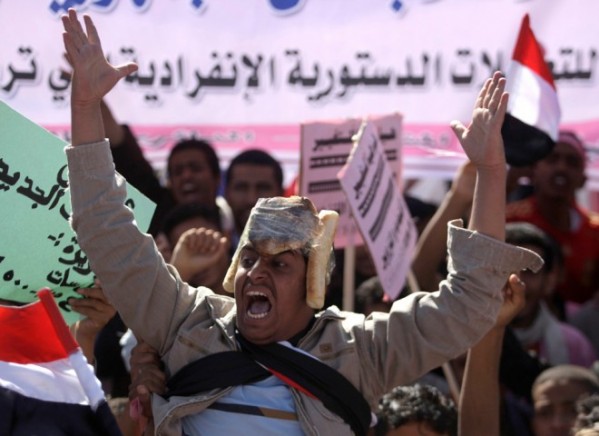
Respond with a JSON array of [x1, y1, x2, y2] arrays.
[[115, 62, 139, 80], [83, 14, 101, 46], [487, 76, 506, 115], [507, 273, 526, 310], [496, 92, 509, 124], [475, 77, 492, 109], [508, 273, 526, 295], [77, 287, 109, 302], [182, 227, 225, 254], [450, 121, 466, 140], [67, 9, 87, 45], [482, 74, 498, 109], [61, 34, 77, 61], [134, 368, 167, 394]]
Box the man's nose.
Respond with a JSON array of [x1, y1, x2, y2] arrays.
[[550, 411, 574, 432], [247, 258, 268, 281], [553, 156, 571, 172], [248, 186, 262, 204], [180, 166, 195, 178]]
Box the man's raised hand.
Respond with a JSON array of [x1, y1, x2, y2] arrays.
[[170, 228, 229, 282], [61, 9, 137, 108], [450, 71, 508, 171]]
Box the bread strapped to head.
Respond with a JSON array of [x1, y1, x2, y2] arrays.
[[222, 196, 338, 309], [306, 210, 338, 308]]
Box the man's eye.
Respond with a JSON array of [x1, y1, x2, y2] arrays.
[[240, 257, 256, 268], [535, 407, 553, 418], [272, 258, 289, 269]]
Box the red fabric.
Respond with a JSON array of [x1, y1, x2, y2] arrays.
[[38, 288, 79, 355], [267, 368, 316, 399], [506, 197, 599, 304], [512, 14, 555, 88], [284, 175, 299, 197], [0, 289, 77, 364]]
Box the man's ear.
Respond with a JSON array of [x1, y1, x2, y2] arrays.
[[542, 268, 559, 299]]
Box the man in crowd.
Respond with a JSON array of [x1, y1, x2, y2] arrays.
[[531, 365, 599, 436], [101, 95, 231, 237], [62, 9, 541, 434], [506, 131, 599, 307], [224, 149, 284, 250], [505, 222, 596, 367]]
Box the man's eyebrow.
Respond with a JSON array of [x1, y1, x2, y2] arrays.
[[240, 245, 257, 254], [274, 249, 296, 257]]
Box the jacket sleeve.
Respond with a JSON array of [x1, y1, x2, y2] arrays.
[[110, 125, 165, 204], [353, 219, 543, 401], [66, 140, 208, 355]]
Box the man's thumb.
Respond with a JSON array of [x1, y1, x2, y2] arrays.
[[450, 120, 466, 139], [115, 62, 138, 79]]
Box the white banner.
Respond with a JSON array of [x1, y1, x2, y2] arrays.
[[300, 114, 403, 247], [1, 0, 598, 186], [338, 121, 417, 299]]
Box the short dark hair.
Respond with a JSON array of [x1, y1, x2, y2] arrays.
[[533, 365, 599, 396], [167, 138, 221, 180], [161, 203, 222, 240], [225, 149, 283, 189], [376, 384, 457, 436], [505, 222, 563, 272]]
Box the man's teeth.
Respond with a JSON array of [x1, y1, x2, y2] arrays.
[[247, 311, 268, 319], [554, 175, 567, 186], [182, 183, 196, 193], [246, 290, 271, 319]]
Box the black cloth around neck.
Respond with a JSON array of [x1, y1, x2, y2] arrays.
[[165, 331, 371, 435]]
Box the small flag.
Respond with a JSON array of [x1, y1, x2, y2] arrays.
[[502, 14, 561, 167], [0, 289, 121, 435]]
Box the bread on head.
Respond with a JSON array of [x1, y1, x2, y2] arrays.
[[221, 196, 338, 310], [306, 210, 338, 309]]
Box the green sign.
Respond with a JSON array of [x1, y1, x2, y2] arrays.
[[0, 101, 155, 324]]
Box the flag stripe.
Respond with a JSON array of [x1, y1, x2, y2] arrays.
[[0, 385, 120, 436], [506, 59, 560, 141], [511, 14, 555, 88], [0, 289, 120, 434], [67, 349, 106, 409], [39, 288, 79, 355], [0, 357, 89, 404], [0, 297, 68, 364]]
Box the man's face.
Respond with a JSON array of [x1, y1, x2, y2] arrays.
[[168, 149, 219, 206], [225, 164, 282, 233], [234, 244, 314, 345], [532, 142, 586, 201], [532, 379, 590, 436]]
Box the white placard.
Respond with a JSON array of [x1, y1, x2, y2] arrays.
[[338, 122, 417, 299]]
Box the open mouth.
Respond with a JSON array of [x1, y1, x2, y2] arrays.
[[552, 174, 568, 187], [246, 290, 272, 319], [181, 183, 198, 195]]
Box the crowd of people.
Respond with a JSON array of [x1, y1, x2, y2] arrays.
[[7, 8, 599, 436]]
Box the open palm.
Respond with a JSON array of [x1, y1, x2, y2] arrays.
[[451, 72, 508, 170], [62, 9, 137, 107]]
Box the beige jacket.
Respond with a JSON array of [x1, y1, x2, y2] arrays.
[[66, 141, 542, 435]]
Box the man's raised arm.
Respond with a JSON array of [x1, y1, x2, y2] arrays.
[[450, 71, 508, 241], [62, 9, 137, 147]]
